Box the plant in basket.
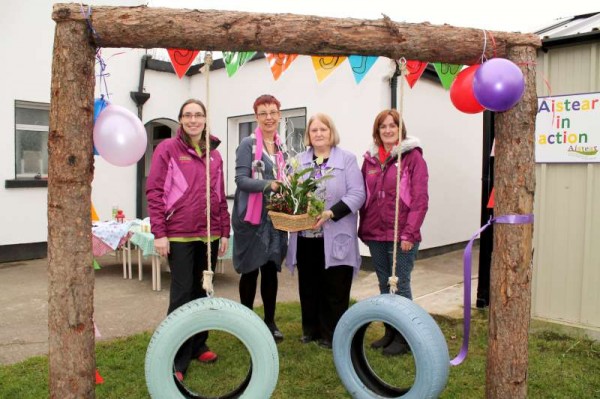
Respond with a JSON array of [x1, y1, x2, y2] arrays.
[[267, 156, 331, 232]]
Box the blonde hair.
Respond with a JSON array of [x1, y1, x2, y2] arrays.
[[304, 113, 341, 147]]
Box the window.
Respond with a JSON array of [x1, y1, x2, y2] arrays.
[[15, 101, 49, 179]]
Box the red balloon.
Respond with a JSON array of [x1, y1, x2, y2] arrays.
[[450, 65, 485, 114]]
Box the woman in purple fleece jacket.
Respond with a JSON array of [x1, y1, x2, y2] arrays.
[[146, 99, 230, 382], [358, 109, 429, 356]]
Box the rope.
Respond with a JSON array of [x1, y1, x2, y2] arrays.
[[202, 52, 215, 297], [388, 59, 407, 295]]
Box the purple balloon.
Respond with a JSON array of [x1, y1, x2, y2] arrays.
[[472, 58, 525, 112], [93, 104, 147, 167]]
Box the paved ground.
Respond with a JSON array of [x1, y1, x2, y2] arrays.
[[0, 248, 478, 365]]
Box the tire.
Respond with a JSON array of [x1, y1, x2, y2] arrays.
[[145, 297, 279, 399], [333, 294, 449, 399]]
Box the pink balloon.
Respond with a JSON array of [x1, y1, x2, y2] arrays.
[[93, 104, 147, 167]]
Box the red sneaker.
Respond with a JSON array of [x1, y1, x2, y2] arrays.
[[175, 371, 184, 382], [198, 350, 218, 363]]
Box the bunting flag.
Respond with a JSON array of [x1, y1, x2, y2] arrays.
[[348, 55, 378, 84], [311, 56, 347, 83], [91, 203, 99, 222], [167, 48, 199, 79], [432, 62, 463, 90], [223, 51, 257, 77], [404, 60, 428, 88], [266, 53, 299, 80]]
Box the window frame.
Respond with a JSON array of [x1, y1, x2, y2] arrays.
[[6, 100, 50, 188]]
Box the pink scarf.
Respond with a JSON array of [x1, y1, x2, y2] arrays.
[[244, 127, 285, 225]]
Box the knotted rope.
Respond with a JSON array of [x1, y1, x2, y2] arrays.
[[202, 52, 215, 297], [388, 59, 407, 295]]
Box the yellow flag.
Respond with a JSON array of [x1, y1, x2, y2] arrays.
[[311, 56, 347, 83]]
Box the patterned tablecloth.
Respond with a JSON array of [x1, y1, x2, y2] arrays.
[[91, 220, 141, 257], [129, 231, 158, 257]]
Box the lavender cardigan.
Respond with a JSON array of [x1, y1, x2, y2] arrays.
[[285, 146, 366, 274]]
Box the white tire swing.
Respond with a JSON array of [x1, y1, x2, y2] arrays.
[[333, 295, 449, 399], [144, 53, 279, 399], [145, 297, 279, 398], [333, 59, 450, 398]]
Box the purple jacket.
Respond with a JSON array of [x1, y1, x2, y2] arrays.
[[358, 137, 429, 244], [146, 129, 230, 240], [286, 146, 366, 274]]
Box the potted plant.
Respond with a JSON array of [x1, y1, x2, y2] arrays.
[[267, 157, 331, 232]]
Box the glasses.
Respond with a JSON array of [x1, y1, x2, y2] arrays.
[[256, 111, 280, 119], [182, 113, 206, 120]]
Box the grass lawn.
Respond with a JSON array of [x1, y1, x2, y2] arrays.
[[1, 302, 598, 398]]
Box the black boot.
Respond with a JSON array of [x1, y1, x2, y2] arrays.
[[370, 323, 395, 349], [382, 331, 410, 356]]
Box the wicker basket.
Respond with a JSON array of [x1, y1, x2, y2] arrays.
[[268, 211, 317, 232]]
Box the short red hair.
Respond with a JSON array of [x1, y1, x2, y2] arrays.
[[253, 94, 281, 114]]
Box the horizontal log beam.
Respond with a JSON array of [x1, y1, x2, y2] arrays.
[[53, 3, 541, 65]]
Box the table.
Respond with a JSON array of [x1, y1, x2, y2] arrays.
[[129, 230, 163, 291], [92, 220, 140, 279]]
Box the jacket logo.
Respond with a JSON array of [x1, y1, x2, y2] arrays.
[[179, 156, 192, 162], [367, 169, 378, 175]]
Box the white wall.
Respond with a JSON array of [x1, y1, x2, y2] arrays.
[[0, 1, 55, 245], [187, 56, 483, 250], [1, 0, 483, 254]]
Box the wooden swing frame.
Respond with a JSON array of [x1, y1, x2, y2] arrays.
[[48, 4, 540, 398]]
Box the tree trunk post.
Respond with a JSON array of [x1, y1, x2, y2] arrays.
[[485, 45, 537, 398], [47, 19, 96, 399]]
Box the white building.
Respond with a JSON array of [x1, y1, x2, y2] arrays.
[[1, 1, 484, 263]]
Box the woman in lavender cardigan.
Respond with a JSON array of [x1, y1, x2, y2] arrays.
[[286, 113, 365, 349]]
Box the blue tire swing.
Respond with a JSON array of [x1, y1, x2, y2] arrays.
[[144, 53, 279, 399], [332, 59, 452, 398]]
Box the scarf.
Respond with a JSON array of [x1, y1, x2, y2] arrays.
[[244, 127, 286, 225]]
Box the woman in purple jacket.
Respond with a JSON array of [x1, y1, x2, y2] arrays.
[[146, 99, 230, 382], [286, 113, 365, 349], [358, 109, 429, 356]]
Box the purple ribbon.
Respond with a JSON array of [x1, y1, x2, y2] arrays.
[[450, 214, 534, 366]]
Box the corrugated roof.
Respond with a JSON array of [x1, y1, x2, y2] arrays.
[[534, 12, 600, 39]]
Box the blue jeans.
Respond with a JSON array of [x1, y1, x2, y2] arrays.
[[366, 241, 420, 299]]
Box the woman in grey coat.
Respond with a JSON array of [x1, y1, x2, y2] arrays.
[[232, 94, 287, 342]]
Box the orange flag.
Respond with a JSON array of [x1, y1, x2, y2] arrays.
[[91, 203, 99, 222], [266, 53, 298, 80]]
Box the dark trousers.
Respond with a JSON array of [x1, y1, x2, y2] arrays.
[[296, 236, 353, 342], [239, 261, 279, 324], [168, 240, 219, 373]]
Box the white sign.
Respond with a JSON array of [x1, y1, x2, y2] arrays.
[[535, 92, 600, 163]]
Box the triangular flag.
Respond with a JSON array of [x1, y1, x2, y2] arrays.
[[432, 62, 462, 90], [404, 60, 428, 88], [222, 51, 257, 77], [167, 48, 199, 79], [487, 187, 495, 209], [91, 203, 99, 222], [348, 55, 378, 84], [95, 369, 104, 385], [311, 56, 347, 83], [265, 53, 298, 80], [93, 259, 101, 270]]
